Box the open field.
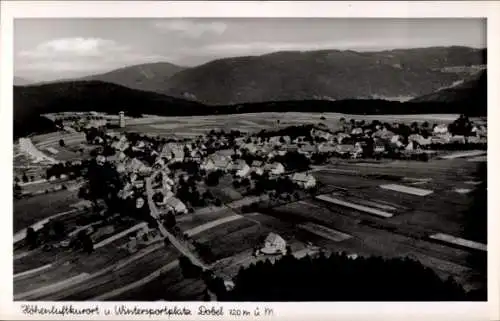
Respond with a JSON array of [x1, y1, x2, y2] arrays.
[[115, 112, 466, 138], [14, 189, 80, 233]]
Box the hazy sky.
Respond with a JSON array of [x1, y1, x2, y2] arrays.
[[14, 18, 486, 82]]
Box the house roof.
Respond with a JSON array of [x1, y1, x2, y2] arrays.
[[336, 144, 356, 152], [229, 159, 249, 170], [300, 144, 317, 152], [251, 160, 263, 167], [215, 149, 234, 157], [166, 196, 185, 208], [210, 156, 230, 169], [292, 173, 314, 182], [264, 162, 284, 171], [265, 232, 286, 245]]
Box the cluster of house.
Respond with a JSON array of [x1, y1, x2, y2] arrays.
[[200, 149, 317, 188], [91, 129, 321, 218], [224, 120, 488, 160]]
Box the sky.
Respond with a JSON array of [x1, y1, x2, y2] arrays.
[[14, 18, 486, 82]]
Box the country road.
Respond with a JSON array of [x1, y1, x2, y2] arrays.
[[145, 171, 208, 270]]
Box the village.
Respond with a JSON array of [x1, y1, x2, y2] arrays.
[[12, 111, 488, 300]]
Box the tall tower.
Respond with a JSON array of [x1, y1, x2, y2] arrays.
[[119, 111, 125, 128]]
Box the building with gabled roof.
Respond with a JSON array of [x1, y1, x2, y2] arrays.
[[228, 159, 251, 177], [291, 173, 317, 189], [165, 196, 188, 215], [260, 232, 287, 255], [264, 162, 285, 176]]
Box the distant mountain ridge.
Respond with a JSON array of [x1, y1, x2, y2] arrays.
[[14, 77, 35, 86], [17, 46, 485, 105], [80, 62, 186, 93], [159, 46, 486, 105]]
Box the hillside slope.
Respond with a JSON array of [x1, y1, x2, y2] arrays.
[[410, 71, 486, 114], [80, 62, 186, 93], [13, 80, 206, 138], [161, 46, 485, 105]]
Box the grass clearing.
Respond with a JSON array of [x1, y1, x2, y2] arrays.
[[14, 189, 80, 232], [186, 214, 244, 238], [298, 222, 353, 242]]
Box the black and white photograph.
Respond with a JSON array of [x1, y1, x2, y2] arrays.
[[9, 13, 490, 304]]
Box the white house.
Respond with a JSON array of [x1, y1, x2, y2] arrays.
[[291, 173, 317, 189], [165, 196, 188, 215], [467, 135, 481, 144], [202, 155, 230, 171], [243, 143, 258, 154], [373, 142, 386, 153], [351, 127, 364, 136], [190, 150, 203, 162], [260, 233, 287, 255], [133, 180, 145, 189], [431, 132, 452, 144], [264, 162, 285, 176], [335, 144, 355, 155], [251, 160, 264, 175], [433, 124, 449, 135], [161, 143, 185, 162], [276, 150, 287, 156], [228, 160, 251, 177], [318, 143, 337, 153], [450, 135, 466, 144], [299, 144, 317, 156]]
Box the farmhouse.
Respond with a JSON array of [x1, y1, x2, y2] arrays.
[[318, 143, 337, 153], [215, 149, 234, 158], [433, 124, 449, 134], [126, 158, 151, 174], [335, 144, 356, 155], [373, 128, 395, 140], [228, 159, 251, 177], [264, 162, 286, 176], [161, 143, 185, 162], [210, 156, 230, 171], [467, 136, 481, 144], [311, 129, 333, 141], [291, 173, 317, 189], [299, 144, 317, 156], [165, 196, 188, 215], [251, 160, 264, 175], [260, 232, 287, 255], [242, 143, 258, 154], [351, 127, 364, 136], [374, 142, 386, 154], [268, 136, 282, 145], [450, 135, 466, 144]]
